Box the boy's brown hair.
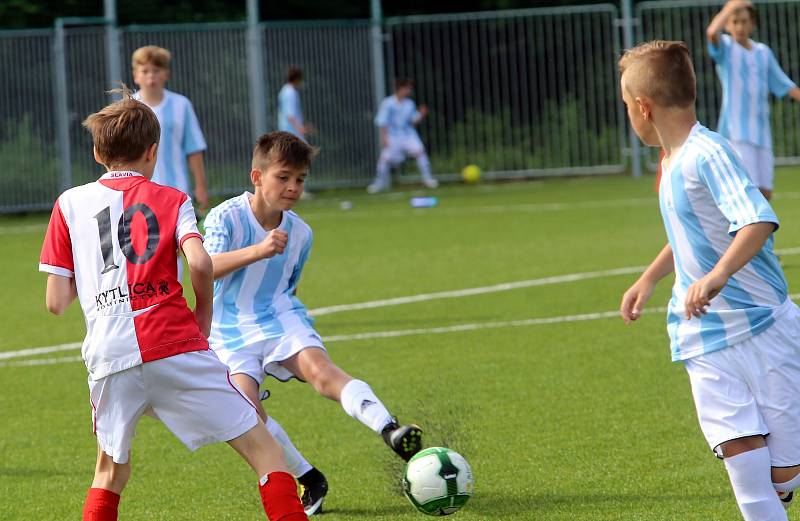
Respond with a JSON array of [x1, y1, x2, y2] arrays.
[[619, 40, 696, 109], [740, 4, 758, 23], [83, 86, 161, 167], [131, 45, 172, 70], [252, 131, 317, 172], [395, 78, 413, 90], [286, 66, 303, 83]]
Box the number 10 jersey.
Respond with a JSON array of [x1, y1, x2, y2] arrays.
[[39, 171, 208, 380]]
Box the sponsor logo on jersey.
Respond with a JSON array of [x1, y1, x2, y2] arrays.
[[94, 280, 171, 310]]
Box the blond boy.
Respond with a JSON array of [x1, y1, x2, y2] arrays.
[[39, 89, 307, 521], [620, 41, 800, 520], [132, 46, 209, 210]]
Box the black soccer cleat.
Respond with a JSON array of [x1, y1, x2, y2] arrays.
[[298, 468, 328, 516], [779, 490, 794, 510], [382, 420, 423, 462]]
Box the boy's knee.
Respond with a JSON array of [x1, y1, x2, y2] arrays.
[[773, 465, 800, 492]]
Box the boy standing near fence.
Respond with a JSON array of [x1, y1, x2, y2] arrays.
[[619, 40, 800, 521], [132, 45, 209, 211], [39, 90, 307, 521], [707, 0, 800, 200]]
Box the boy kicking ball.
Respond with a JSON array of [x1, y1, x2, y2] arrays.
[[203, 132, 424, 512], [39, 90, 307, 520], [619, 41, 800, 521]]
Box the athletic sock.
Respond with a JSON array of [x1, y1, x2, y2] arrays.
[[265, 416, 313, 478], [339, 379, 394, 434], [258, 472, 308, 521], [415, 154, 434, 181], [724, 447, 788, 521], [82, 488, 120, 521]]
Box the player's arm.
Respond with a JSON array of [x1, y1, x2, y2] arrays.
[[288, 115, 306, 137], [412, 105, 428, 126], [187, 152, 209, 212], [182, 237, 214, 337], [620, 243, 674, 324], [45, 274, 77, 315], [788, 87, 800, 102], [706, 0, 751, 46], [684, 222, 775, 319], [210, 229, 288, 280]]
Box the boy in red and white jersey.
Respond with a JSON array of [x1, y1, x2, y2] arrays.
[[39, 88, 307, 521]]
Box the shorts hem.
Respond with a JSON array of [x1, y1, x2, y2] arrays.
[[264, 344, 325, 383], [711, 431, 770, 458], [185, 415, 259, 451]]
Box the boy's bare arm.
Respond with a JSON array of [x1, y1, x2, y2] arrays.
[[210, 229, 288, 280], [620, 243, 674, 324], [707, 0, 751, 45], [788, 87, 800, 102], [45, 274, 77, 315], [187, 152, 208, 212], [182, 237, 214, 337], [684, 222, 775, 319]]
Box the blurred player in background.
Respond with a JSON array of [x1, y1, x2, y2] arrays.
[[620, 41, 800, 521], [278, 66, 313, 141], [132, 45, 209, 211], [39, 89, 307, 521], [707, 0, 800, 200], [368, 78, 438, 193]]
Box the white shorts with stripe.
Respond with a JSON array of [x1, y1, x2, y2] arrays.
[[88, 349, 258, 464], [684, 300, 800, 466], [731, 140, 775, 191]]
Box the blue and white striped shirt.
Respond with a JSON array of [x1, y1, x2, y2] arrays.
[[204, 193, 314, 351], [660, 123, 786, 361], [375, 95, 421, 139], [708, 34, 796, 149], [277, 84, 303, 137]]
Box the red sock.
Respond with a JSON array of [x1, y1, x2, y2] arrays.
[[258, 471, 308, 520], [82, 488, 120, 521]]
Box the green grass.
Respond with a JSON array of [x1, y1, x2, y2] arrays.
[[4, 170, 800, 520]]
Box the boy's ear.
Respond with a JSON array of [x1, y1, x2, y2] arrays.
[[636, 96, 652, 121], [251, 169, 262, 187], [92, 146, 104, 166], [146, 142, 158, 162]]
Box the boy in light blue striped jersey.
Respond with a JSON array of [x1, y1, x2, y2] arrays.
[[619, 41, 800, 521], [707, 0, 800, 200]]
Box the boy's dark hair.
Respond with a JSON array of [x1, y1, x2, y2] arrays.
[[287, 66, 303, 83], [619, 40, 696, 108], [742, 4, 758, 23], [394, 78, 414, 90], [83, 85, 160, 167], [252, 131, 317, 171]]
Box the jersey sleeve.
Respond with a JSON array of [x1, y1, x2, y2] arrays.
[[182, 99, 207, 156], [707, 33, 731, 64], [288, 230, 313, 290], [175, 196, 203, 248], [39, 198, 74, 278], [202, 207, 232, 255], [697, 151, 779, 235], [374, 98, 390, 127], [767, 49, 797, 98]]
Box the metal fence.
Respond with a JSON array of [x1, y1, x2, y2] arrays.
[[2, 1, 800, 212]]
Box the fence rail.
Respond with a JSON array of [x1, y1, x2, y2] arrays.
[[2, 1, 800, 212]]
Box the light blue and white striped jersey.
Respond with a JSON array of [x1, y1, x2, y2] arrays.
[[375, 95, 421, 139], [135, 89, 207, 196], [708, 34, 796, 149], [204, 193, 314, 351], [660, 123, 787, 362], [277, 83, 303, 137]]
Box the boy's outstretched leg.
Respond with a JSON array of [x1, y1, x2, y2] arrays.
[[83, 446, 129, 521], [228, 421, 307, 521], [280, 347, 423, 461], [722, 438, 788, 521], [772, 465, 800, 510]]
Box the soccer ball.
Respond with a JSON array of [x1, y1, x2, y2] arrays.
[[403, 447, 474, 516], [461, 164, 481, 183]]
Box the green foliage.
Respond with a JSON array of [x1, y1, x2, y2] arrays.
[[0, 115, 59, 210]]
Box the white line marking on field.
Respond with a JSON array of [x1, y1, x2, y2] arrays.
[[0, 224, 46, 235], [0, 342, 82, 360]]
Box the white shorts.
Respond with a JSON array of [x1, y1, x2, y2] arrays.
[[213, 324, 325, 386], [684, 301, 800, 466], [731, 141, 774, 190], [380, 135, 426, 166], [88, 350, 258, 464]]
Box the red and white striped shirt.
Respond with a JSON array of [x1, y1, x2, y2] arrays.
[[39, 171, 208, 380]]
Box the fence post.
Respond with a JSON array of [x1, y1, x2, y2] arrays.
[[104, 0, 122, 98], [621, 0, 642, 178], [370, 0, 386, 158], [53, 19, 72, 193], [247, 0, 268, 141]]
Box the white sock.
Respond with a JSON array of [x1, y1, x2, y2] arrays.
[[339, 379, 394, 434], [724, 447, 788, 521], [415, 154, 434, 182], [265, 416, 313, 478]]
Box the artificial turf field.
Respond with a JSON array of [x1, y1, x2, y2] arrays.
[[3, 169, 800, 520]]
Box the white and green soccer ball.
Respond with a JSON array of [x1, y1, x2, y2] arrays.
[[403, 447, 474, 516]]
